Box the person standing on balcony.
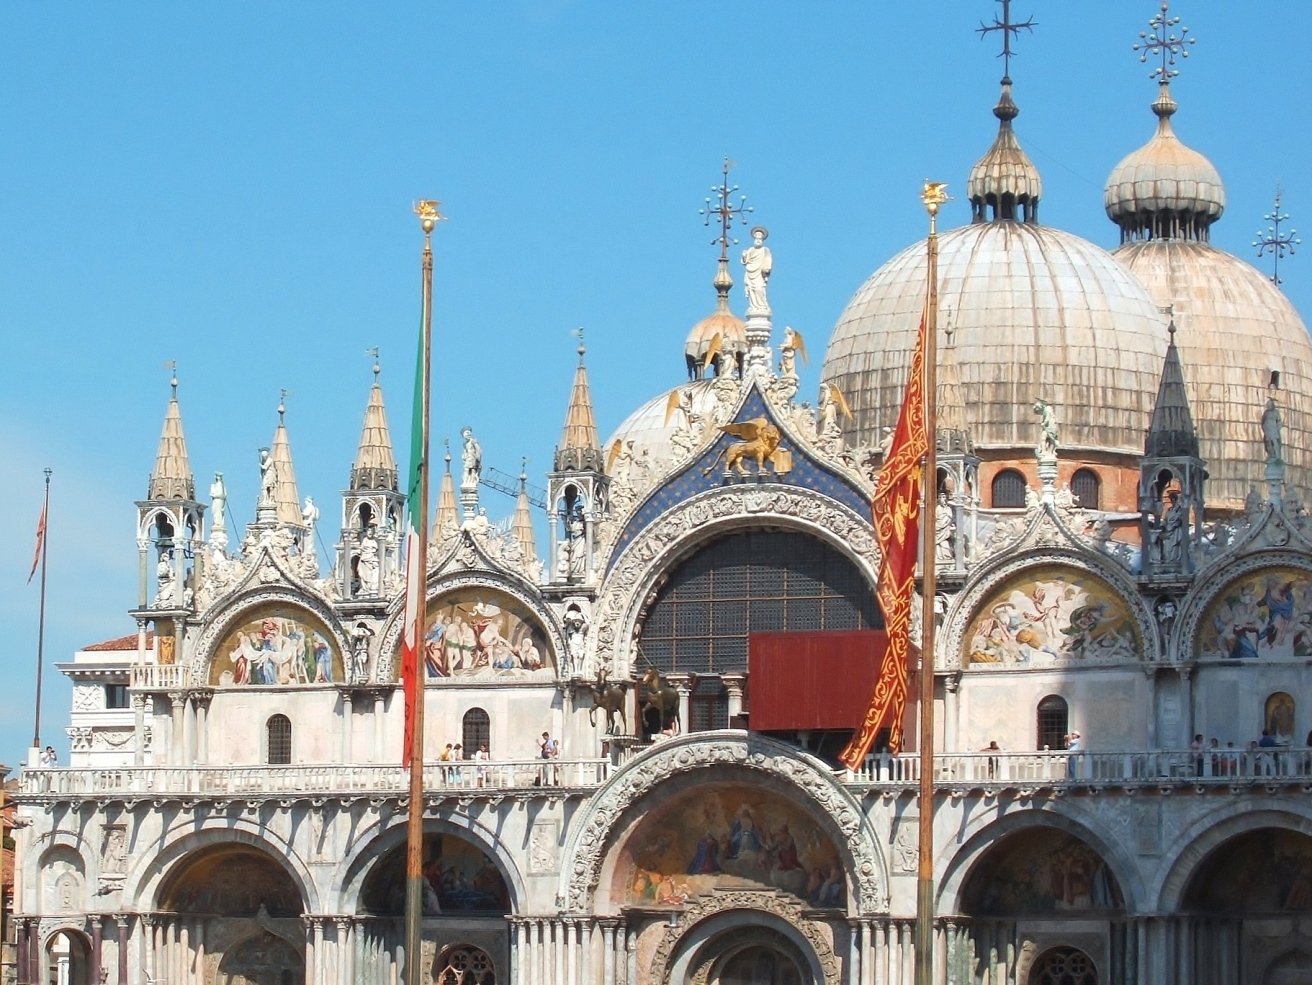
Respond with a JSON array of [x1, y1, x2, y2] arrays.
[[1065, 731, 1082, 779], [539, 732, 559, 786], [474, 745, 489, 788], [1191, 734, 1205, 775], [39, 746, 57, 767]]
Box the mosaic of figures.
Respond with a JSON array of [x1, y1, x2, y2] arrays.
[[1187, 830, 1312, 912], [162, 849, 303, 917], [210, 606, 342, 686], [962, 829, 1123, 915], [362, 835, 511, 916], [421, 588, 553, 680], [1198, 568, 1312, 660], [963, 566, 1139, 668], [617, 783, 845, 909]]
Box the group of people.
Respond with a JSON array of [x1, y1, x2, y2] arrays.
[[437, 742, 491, 787], [1190, 731, 1307, 777]]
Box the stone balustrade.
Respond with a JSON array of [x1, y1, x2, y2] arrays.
[[129, 663, 187, 690]]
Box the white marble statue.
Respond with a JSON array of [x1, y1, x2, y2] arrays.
[[154, 550, 175, 606], [258, 447, 277, 508], [301, 496, 320, 533], [1033, 399, 1059, 461], [210, 472, 227, 532], [934, 491, 955, 564], [1262, 396, 1284, 465], [741, 226, 773, 315], [461, 427, 482, 489], [350, 621, 374, 682], [355, 530, 380, 596]]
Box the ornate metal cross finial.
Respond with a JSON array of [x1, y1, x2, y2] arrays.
[[1254, 185, 1300, 288], [977, 0, 1036, 81], [1133, 1, 1196, 82], [700, 158, 753, 260]]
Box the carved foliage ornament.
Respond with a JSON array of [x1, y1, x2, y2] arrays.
[[589, 487, 877, 678], [561, 736, 886, 914]]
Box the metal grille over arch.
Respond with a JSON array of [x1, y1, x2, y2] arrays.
[[637, 530, 880, 674], [1032, 946, 1098, 985]]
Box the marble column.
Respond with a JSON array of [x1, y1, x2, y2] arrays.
[[133, 693, 148, 767], [723, 673, 746, 721], [553, 920, 564, 985], [337, 918, 354, 985], [600, 921, 617, 985], [168, 692, 186, 767], [341, 691, 354, 764], [192, 691, 212, 765], [116, 915, 130, 985], [193, 920, 206, 985], [372, 690, 387, 763], [667, 676, 692, 734], [944, 675, 960, 751]]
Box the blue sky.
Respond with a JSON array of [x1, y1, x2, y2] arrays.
[[1, 2, 1308, 765]]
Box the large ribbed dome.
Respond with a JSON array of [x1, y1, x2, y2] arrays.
[[822, 221, 1171, 454], [604, 379, 720, 471], [1115, 240, 1312, 506]]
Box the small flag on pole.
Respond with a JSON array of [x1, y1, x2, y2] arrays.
[[401, 318, 427, 767], [27, 500, 47, 584]]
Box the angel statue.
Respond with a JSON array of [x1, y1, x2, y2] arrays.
[[818, 382, 852, 453], [741, 226, 773, 315], [779, 326, 808, 380]]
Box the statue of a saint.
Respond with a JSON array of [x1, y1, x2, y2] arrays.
[[154, 550, 174, 606], [741, 226, 773, 315], [350, 621, 374, 682], [355, 530, 380, 597], [210, 472, 227, 530], [1033, 400, 1059, 460], [301, 496, 320, 533], [1262, 396, 1284, 465], [460, 427, 482, 488], [258, 448, 277, 507], [934, 491, 955, 564], [1156, 490, 1188, 567]]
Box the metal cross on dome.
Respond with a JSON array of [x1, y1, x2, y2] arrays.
[[700, 158, 753, 261], [1254, 185, 1300, 289], [977, 0, 1036, 81], [1134, 1, 1196, 82]]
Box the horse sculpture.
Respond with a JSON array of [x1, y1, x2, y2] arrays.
[[580, 669, 628, 735], [640, 667, 681, 735]]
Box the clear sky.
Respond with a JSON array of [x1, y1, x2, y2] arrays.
[[1, 2, 1308, 766]]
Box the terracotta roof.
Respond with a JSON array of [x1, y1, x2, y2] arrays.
[[83, 631, 154, 652]]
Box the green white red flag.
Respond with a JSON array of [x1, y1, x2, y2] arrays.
[[401, 320, 426, 766]]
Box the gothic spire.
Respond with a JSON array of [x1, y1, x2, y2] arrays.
[[270, 394, 303, 526], [351, 357, 398, 491], [554, 337, 603, 472], [433, 444, 458, 537], [148, 371, 196, 501], [512, 466, 537, 564], [1145, 320, 1199, 457]]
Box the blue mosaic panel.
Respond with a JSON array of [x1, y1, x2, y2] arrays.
[[606, 387, 872, 573]]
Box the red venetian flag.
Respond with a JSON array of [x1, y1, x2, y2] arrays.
[[27, 499, 47, 583], [839, 306, 930, 769]]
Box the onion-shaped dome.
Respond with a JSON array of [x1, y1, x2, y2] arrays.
[[1105, 83, 1225, 243], [684, 256, 747, 375], [967, 81, 1042, 224], [1115, 241, 1312, 507], [603, 379, 720, 471], [823, 224, 1170, 454]]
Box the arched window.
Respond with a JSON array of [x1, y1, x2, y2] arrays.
[[1032, 946, 1097, 985], [266, 715, 292, 765], [991, 469, 1026, 509], [1071, 468, 1101, 511], [1265, 692, 1296, 743], [1036, 696, 1068, 751], [462, 708, 490, 757], [435, 944, 496, 985]]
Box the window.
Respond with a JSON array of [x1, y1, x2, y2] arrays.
[[638, 531, 880, 675], [1037, 696, 1068, 751], [1033, 947, 1096, 985], [1266, 692, 1296, 743], [991, 469, 1026, 509], [266, 715, 292, 765], [435, 944, 496, 985], [462, 708, 490, 757], [104, 685, 130, 710], [689, 677, 728, 733], [1071, 468, 1101, 511]]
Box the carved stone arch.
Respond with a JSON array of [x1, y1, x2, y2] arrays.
[[187, 585, 350, 686], [1153, 802, 1312, 911], [558, 732, 887, 915], [37, 840, 89, 915], [375, 568, 567, 683], [137, 505, 183, 543], [590, 486, 877, 678], [332, 812, 528, 915], [121, 820, 319, 914], [1175, 550, 1312, 663], [942, 546, 1159, 670], [655, 895, 840, 985], [936, 805, 1145, 915]]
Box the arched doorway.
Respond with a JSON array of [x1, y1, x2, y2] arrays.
[[677, 925, 815, 985], [217, 931, 303, 985], [44, 929, 92, 985]]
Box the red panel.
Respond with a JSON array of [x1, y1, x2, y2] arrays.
[[748, 630, 888, 731]]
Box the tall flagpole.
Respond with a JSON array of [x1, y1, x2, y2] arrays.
[[915, 181, 947, 985], [32, 467, 52, 751], [405, 203, 438, 985]]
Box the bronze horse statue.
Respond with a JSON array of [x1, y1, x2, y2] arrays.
[[640, 667, 681, 735], [580, 669, 628, 735]]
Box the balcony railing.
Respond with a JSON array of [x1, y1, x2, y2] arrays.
[[130, 664, 187, 690], [18, 759, 611, 798]]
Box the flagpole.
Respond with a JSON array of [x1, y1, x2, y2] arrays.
[[32, 467, 52, 751], [915, 182, 946, 985], [404, 205, 437, 985]]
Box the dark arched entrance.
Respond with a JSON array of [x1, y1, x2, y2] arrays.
[[217, 931, 304, 985], [44, 929, 92, 985]]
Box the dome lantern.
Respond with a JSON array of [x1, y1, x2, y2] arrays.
[[967, 80, 1043, 225]]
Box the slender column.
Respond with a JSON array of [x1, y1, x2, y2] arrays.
[[337, 919, 354, 985], [178, 920, 189, 985], [192, 692, 212, 765], [666, 676, 692, 733], [117, 915, 130, 985], [848, 921, 861, 985], [723, 673, 746, 721], [168, 692, 186, 767], [303, 916, 317, 985], [1145, 669, 1158, 749], [626, 926, 638, 985], [513, 920, 526, 985], [16, 920, 27, 985], [934, 921, 947, 985], [193, 920, 205, 985], [133, 693, 147, 767], [554, 920, 565, 985], [943, 676, 959, 751], [600, 921, 616, 985], [581, 922, 593, 985], [373, 691, 386, 763], [341, 692, 354, 764], [564, 919, 577, 985], [1181, 667, 1194, 751]]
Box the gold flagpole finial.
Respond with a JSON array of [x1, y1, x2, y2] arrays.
[[414, 199, 445, 235], [921, 181, 950, 235]]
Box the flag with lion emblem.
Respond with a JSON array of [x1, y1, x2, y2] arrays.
[[839, 306, 929, 769]]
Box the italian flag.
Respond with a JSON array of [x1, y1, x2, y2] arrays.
[[401, 322, 426, 767]]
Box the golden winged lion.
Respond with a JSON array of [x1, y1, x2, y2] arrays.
[[702, 417, 783, 476]]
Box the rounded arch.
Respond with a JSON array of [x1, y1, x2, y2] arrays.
[[991, 468, 1027, 508], [156, 843, 303, 916], [1177, 552, 1312, 661], [121, 820, 320, 915], [39, 926, 94, 985], [937, 808, 1145, 915], [590, 486, 878, 678], [1029, 946, 1098, 985], [662, 907, 837, 985], [334, 815, 528, 917], [1070, 468, 1101, 511], [1154, 803, 1312, 911], [558, 732, 887, 916], [943, 547, 1159, 670]]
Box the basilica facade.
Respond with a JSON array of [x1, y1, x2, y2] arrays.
[[14, 31, 1312, 985]]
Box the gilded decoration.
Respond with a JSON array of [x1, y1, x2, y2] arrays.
[[962, 564, 1140, 667], [208, 604, 341, 687], [419, 586, 553, 680], [615, 782, 845, 909], [1196, 566, 1312, 660]]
